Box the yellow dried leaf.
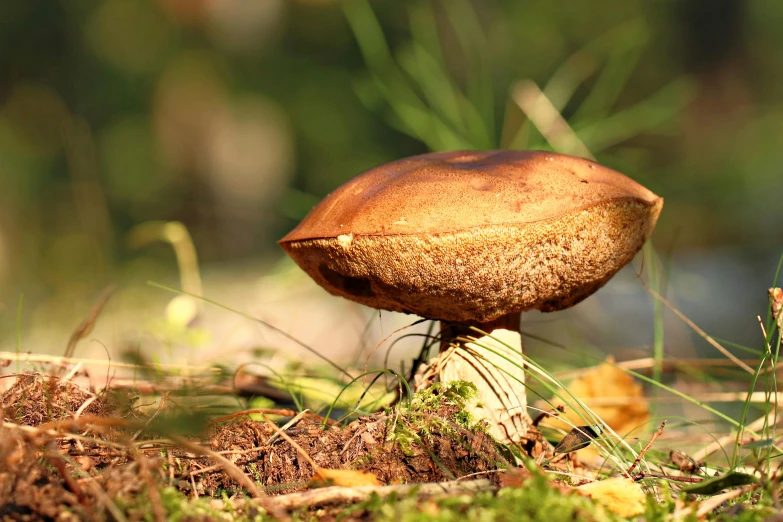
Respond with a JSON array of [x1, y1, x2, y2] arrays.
[[310, 467, 380, 488], [578, 477, 646, 517], [544, 357, 649, 440]]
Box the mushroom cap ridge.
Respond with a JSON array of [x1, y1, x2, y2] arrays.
[[279, 150, 663, 323]]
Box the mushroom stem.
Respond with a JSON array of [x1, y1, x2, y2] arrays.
[[438, 312, 530, 444]]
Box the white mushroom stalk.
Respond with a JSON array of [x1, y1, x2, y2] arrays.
[[438, 312, 529, 444]]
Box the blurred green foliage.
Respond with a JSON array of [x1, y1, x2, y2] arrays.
[[0, 0, 781, 310]]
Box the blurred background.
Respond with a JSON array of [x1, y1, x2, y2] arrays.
[[0, 0, 781, 390]]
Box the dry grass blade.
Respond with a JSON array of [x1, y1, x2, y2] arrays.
[[266, 410, 309, 445], [556, 358, 764, 380], [695, 485, 756, 517], [364, 318, 426, 374], [257, 416, 320, 471], [168, 435, 290, 522], [640, 281, 755, 374], [62, 285, 117, 361], [691, 414, 771, 463], [552, 392, 783, 405], [1, 420, 129, 449], [168, 436, 263, 496]]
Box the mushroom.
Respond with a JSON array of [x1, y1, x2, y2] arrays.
[[279, 150, 663, 444]]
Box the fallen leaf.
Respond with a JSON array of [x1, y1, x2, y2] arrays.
[[309, 467, 381, 488], [542, 357, 649, 454], [554, 425, 603, 454], [578, 477, 646, 517]]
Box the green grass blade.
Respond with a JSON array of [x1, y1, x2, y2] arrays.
[[322, 369, 411, 428], [645, 244, 665, 385]]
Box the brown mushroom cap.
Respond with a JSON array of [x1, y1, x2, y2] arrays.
[[280, 150, 663, 323]]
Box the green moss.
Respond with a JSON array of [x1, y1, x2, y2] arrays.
[[386, 381, 488, 456], [116, 487, 268, 522]]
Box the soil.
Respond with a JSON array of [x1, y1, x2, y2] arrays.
[[0, 372, 522, 521]]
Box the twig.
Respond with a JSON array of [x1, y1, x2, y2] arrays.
[[632, 472, 703, 484], [628, 420, 666, 475], [189, 474, 199, 499], [264, 479, 496, 511], [456, 470, 505, 480], [167, 450, 175, 486], [37, 414, 130, 433], [74, 395, 99, 418], [758, 316, 771, 353], [62, 361, 85, 382]]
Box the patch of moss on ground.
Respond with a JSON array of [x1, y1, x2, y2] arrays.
[[340, 470, 609, 522], [388, 381, 489, 456]]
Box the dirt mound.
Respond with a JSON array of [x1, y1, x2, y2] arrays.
[[0, 373, 508, 520]]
